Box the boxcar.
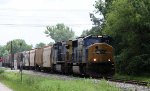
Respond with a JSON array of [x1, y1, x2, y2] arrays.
[[42, 46, 52, 71], [22, 51, 26, 68], [29, 49, 36, 69], [14, 53, 19, 69], [35, 48, 43, 70], [24, 51, 30, 69]]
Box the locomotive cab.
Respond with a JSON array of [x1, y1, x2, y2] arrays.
[[84, 35, 115, 76]]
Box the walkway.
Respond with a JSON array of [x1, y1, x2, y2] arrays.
[[0, 82, 13, 91]]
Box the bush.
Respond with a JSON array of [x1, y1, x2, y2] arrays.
[[0, 68, 4, 74], [115, 53, 150, 75]]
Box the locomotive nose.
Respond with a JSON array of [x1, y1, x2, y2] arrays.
[[87, 43, 115, 76], [88, 43, 114, 63]]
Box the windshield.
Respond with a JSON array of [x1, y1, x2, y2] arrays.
[[84, 38, 100, 47]]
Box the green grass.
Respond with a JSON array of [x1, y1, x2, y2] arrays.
[[0, 68, 4, 74], [0, 71, 121, 91]]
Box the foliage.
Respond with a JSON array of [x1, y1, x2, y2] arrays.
[[5, 39, 32, 54], [94, 0, 112, 19], [81, 27, 102, 37], [45, 23, 75, 42], [0, 46, 9, 57], [103, 0, 150, 75], [81, 0, 111, 37], [0, 68, 4, 74], [48, 42, 55, 46], [0, 72, 121, 91], [35, 42, 46, 48]]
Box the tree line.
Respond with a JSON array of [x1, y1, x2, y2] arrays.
[[82, 0, 150, 75]]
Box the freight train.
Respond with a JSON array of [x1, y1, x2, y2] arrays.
[[2, 35, 115, 77]]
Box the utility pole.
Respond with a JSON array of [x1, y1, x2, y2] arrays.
[[20, 42, 23, 82], [10, 41, 13, 70]]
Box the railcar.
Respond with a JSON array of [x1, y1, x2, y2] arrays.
[[42, 46, 52, 71], [64, 40, 73, 73], [6, 54, 12, 68], [24, 51, 30, 69], [16, 52, 24, 69], [52, 42, 65, 73], [29, 49, 36, 70], [2, 56, 9, 67], [8, 55, 11, 67], [35, 48, 43, 71], [14, 53, 18, 69]]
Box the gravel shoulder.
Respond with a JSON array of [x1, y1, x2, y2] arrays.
[[108, 81, 150, 91]]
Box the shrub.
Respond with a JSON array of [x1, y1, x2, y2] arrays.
[[0, 68, 4, 74]]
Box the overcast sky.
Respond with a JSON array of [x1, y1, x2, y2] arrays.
[[0, 0, 96, 46]]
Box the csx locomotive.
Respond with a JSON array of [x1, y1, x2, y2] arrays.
[[2, 35, 115, 77]]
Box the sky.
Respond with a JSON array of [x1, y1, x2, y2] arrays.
[[0, 0, 97, 46]]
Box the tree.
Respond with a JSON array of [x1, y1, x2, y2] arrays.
[[81, 27, 102, 37], [103, 0, 150, 75], [6, 39, 32, 54], [94, 0, 112, 19], [82, 0, 112, 37], [93, 0, 112, 29], [81, 30, 89, 37], [0, 46, 9, 57], [48, 42, 55, 46], [35, 42, 46, 48], [45, 23, 75, 42]]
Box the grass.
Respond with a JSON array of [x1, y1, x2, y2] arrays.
[[0, 68, 4, 74], [0, 71, 121, 91]]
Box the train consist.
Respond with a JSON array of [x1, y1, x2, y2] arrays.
[[2, 35, 115, 77]]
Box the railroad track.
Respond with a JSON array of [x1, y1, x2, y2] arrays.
[[106, 78, 149, 86]]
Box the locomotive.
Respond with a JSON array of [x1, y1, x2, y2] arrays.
[[2, 35, 115, 77]]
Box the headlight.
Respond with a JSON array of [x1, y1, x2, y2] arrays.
[[94, 58, 97, 62]]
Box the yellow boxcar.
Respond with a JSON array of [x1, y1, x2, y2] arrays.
[[43, 46, 52, 68], [35, 48, 43, 67], [29, 49, 36, 69]]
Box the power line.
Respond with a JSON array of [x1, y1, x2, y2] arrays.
[[0, 24, 92, 27], [0, 8, 91, 12]]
